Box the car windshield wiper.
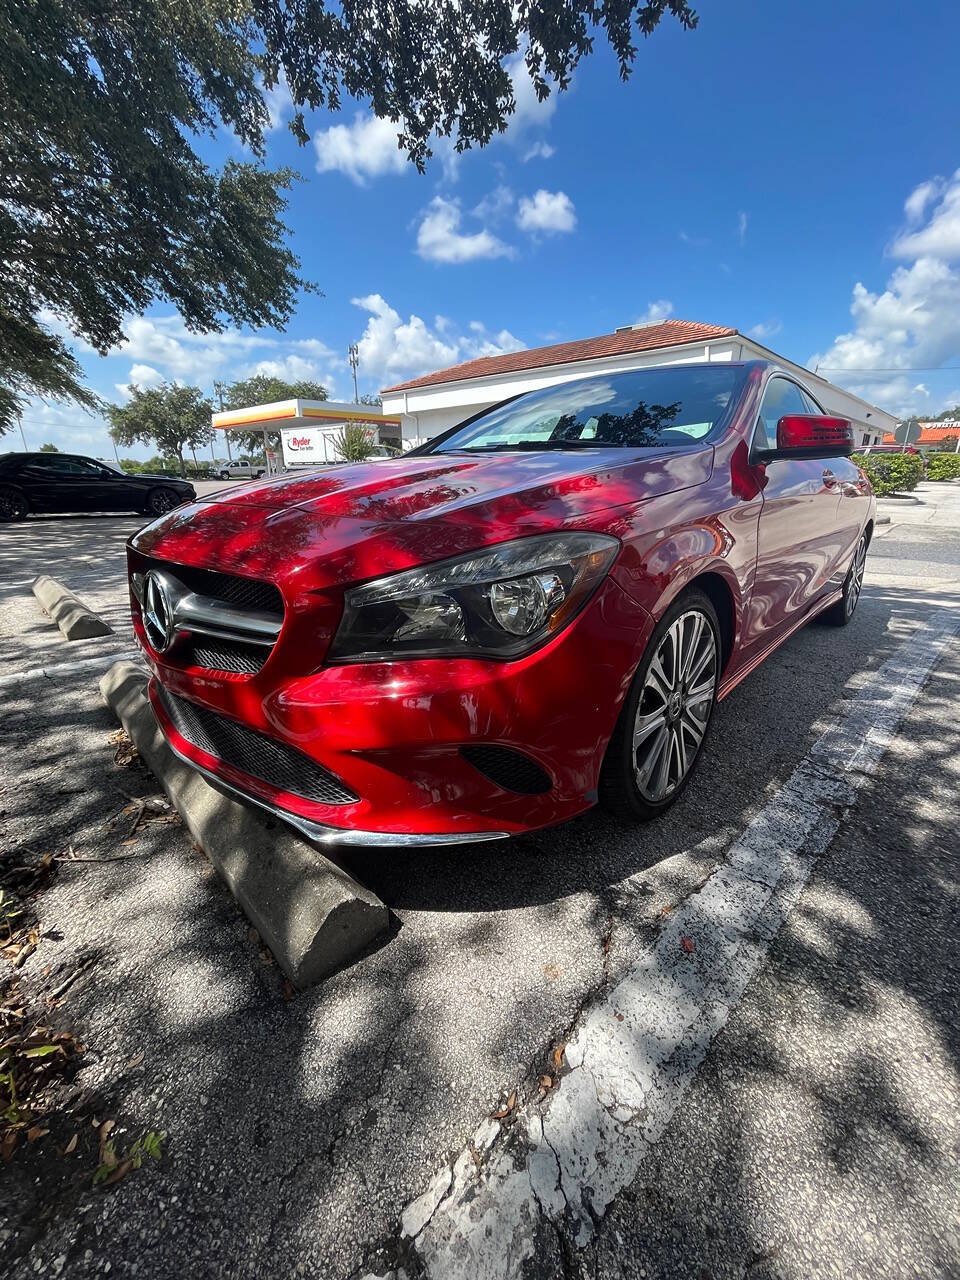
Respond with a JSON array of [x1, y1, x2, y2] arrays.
[[437, 440, 627, 454]]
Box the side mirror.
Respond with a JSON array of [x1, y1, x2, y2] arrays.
[[756, 414, 855, 462]]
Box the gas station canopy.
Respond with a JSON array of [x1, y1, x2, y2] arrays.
[[211, 399, 405, 472]]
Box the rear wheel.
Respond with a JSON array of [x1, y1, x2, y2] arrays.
[[599, 590, 721, 822], [0, 485, 28, 522], [824, 532, 868, 627]]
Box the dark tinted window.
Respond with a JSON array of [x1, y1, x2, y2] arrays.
[[22, 455, 106, 476], [428, 365, 748, 454], [756, 378, 811, 450]]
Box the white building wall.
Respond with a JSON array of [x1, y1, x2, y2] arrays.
[[383, 336, 896, 447]]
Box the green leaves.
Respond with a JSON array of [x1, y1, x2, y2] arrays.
[[852, 452, 924, 497], [1, 0, 694, 433], [109, 384, 213, 475]]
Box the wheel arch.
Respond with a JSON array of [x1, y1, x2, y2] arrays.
[[685, 570, 737, 675]]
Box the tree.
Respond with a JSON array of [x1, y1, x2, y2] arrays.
[[109, 384, 213, 477], [334, 424, 378, 463], [38, 442, 59, 452], [217, 374, 329, 454], [2, 1, 694, 435], [935, 434, 960, 452]]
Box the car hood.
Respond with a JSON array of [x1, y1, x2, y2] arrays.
[[130, 446, 712, 593], [202, 448, 710, 520]]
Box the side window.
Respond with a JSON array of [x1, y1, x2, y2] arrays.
[[756, 378, 811, 451], [23, 455, 101, 476], [800, 389, 823, 415]]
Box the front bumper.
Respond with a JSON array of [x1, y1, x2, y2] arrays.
[[138, 573, 653, 844]]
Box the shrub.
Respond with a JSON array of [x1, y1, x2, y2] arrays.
[[925, 452, 960, 481], [851, 452, 924, 497]]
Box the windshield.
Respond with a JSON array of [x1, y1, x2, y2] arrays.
[[427, 365, 747, 454]]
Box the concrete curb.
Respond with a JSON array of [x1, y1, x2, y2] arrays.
[[99, 661, 390, 987], [33, 575, 114, 640]]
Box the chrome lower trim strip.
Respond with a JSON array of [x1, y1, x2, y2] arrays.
[[161, 733, 512, 849]]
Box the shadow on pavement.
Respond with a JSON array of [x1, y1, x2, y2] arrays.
[[0, 580, 957, 1279]]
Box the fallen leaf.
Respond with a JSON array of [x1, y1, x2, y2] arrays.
[[551, 1043, 566, 1071], [615, 1012, 625, 1022], [126, 1051, 145, 1069], [680, 936, 696, 954], [492, 1090, 517, 1120], [64, 1133, 79, 1155], [539, 1074, 553, 1090], [103, 1158, 134, 1186], [26, 1126, 49, 1142]]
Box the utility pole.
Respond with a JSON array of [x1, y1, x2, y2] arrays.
[[348, 344, 360, 403], [214, 380, 232, 460], [112, 436, 122, 467], [17, 412, 27, 452]]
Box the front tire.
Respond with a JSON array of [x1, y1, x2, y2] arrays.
[[824, 532, 867, 627], [0, 485, 29, 522], [599, 590, 721, 822], [219, 470, 230, 479]]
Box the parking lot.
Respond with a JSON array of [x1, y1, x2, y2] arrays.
[[2, 485, 959, 1280]]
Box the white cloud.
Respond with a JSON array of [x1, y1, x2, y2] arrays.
[[115, 363, 164, 398], [679, 230, 708, 247], [636, 300, 674, 325], [351, 294, 524, 387], [522, 141, 556, 163], [416, 197, 514, 263], [737, 211, 748, 245], [506, 53, 558, 134], [243, 354, 336, 390], [516, 189, 576, 235], [747, 320, 783, 341], [313, 112, 406, 185], [472, 185, 515, 222], [262, 75, 294, 132], [904, 177, 944, 224], [810, 173, 960, 418], [891, 169, 960, 260]]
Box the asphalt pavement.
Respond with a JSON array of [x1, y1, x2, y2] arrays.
[[1, 483, 958, 1280]]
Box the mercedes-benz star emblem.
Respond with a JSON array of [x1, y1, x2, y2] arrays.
[[142, 571, 175, 652]]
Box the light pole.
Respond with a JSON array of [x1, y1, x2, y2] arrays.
[[348, 344, 360, 403], [214, 380, 232, 460], [17, 412, 27, 452]]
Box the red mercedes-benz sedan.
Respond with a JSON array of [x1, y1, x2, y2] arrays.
[[127, 361, 874, 847]]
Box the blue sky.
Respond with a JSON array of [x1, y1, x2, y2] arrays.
[[21, 0, 960, 458]]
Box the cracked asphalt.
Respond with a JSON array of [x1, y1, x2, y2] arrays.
[[1, 483, 959, 1280]]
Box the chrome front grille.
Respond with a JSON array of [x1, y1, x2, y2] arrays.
[[132, 559, 283, 676], [158, 688, 357, 806]]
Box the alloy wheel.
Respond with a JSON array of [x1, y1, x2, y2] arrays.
[[0, 489, 26, 521], [846, 535, 867, 618], [149, 490, 177, 515], [633, 609, 718, 803]]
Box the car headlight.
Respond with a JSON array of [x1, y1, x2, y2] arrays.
[[329, 532, 619, 662]]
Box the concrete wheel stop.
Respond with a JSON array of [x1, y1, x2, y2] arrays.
[[34, 575, 114, 640], [99, 661, 390, 987]]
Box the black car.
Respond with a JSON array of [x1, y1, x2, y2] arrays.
[[0, 453, 196, 521]]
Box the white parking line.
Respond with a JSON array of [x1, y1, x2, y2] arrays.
[[0, 650, 141, 690], [397, 611, 960, 1278]]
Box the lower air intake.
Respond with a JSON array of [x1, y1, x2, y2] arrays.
[[158, 688, 357, 806], [460, 745, 552, 795]]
